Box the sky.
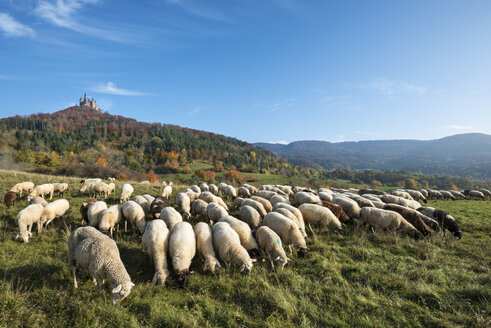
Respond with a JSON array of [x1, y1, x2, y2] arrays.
[[0, 0, 490, 144]]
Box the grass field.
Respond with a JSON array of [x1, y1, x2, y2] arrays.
[[0, 170, 490, 327]]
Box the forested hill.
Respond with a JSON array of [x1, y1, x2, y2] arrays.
[[255, 133, 491, 179], [0, 106, 279, 179]]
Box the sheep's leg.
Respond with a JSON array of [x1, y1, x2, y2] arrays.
[[370, 226, 375, 234], [308, 223, 315, 236], [288, 245, 293, 254], [268, 254, 274, 270], [125, 221, 127, 232], [97, 278, 107, 302], [72, 266, 78, 288], [224, 261, 230, 272]]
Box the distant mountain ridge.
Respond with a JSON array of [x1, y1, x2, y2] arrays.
[[255, 133, 491, 179]]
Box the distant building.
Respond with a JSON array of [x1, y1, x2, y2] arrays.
[[79, 93, 99, 111]]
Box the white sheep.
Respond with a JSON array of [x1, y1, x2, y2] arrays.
[[160, 207, 183, 231], [218, 215, 259, 255], [269, 194, 290, 207], [212, 222, 254, 273], [358, 207, 420, 239], [390, 190, 414, 200], [256, 226, 289, 269], [199, 191, 229, 210], [238, 186, 251, 198], [29, 196, 48, 207], [176, 192, 191, 220], [27, 184, 55, 201], [99, 205, 123, 237], [209, 184, 219, 195], [161, 185, 172, 199], [120, 184, 134, 203], [168, 222, 196, 288], [121, 201, 146, 234], [194, 222, 221, 273], [53, 183, 69, 197], [294, 191, 322, 206], [88, 201, 108, 227], [255, 190, 277, 200], [223, 185, 237, 199], [143, 194, 155, 205], [272, 203, 307, 238], [142, 220, 170, 285], [206, 203, 228, 223], [233, 197, 244, 209], [191, 185, 201, 193], [331, 197, 361, 219], [80, 178, 102, 193], [250, 196, 273, 213], [262, 212, 308, 257], [15, 203, 44, 243], [191, 199, 208, 218], [298, 203, 342, 234], [241, 183, 258, 195], [68, 226, 134, 305], [40, 199, 70, 230], [10, 181, 35, 197], [198, 182, 210, 192], [132, 195, 151, 216], [241, 198, 267, 217], [239, 205, 261, 230]]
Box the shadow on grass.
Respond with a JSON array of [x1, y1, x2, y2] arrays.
[[0, 263, 67, 291]]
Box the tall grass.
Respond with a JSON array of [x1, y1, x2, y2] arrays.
[[0, 170, 489, 327]]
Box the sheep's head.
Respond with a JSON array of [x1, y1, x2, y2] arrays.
[[204, 258, 221, 273], [177, 270, 190, 288], [453, 230, 463, 239], [153, 269, 170, 285], [240, 260, 254, 274], [182, 212, 190, 221], [275, 256, 290, 269], [136, 219, 146, 234], [111, 281, 134, 305], [408, 230, 420, 240], [297, 247, 308, 257]]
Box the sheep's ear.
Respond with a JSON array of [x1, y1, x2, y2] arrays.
[[130, 282, 135, 287], [251, 259, 257, 263], [240, 264, 246, 272], [112, 284, 122, 293], [287, 258, 292, 262], [216, 261, 222, 268], [274, 256, 281, 261]]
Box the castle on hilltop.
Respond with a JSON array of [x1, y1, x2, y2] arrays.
[[79, 93, 99, 111]]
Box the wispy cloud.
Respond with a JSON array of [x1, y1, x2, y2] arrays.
[[35, 0, 148, 43], [364, 78, 426, 96], [445, 124, 474, 131], [0, 12, 35, 37], [90, 82, 150, 96], [188, 106, 201, 116], [164, 0, 231, 22], [268, 98, 296, 111]]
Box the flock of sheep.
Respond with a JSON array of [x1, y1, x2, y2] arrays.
[[4, 178, 490, 305]]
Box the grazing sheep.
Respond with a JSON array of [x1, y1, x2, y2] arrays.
[[250, 196, 273, 213], [358, 207, 420, 240], [168, 222, 196, 288], [262, 212, 308, 257], [270, 194, 290, 207], [234, 197, 244, 209], [241, 198, 267, 217], [427, 190, 444, 200], [150, 197, 170, 219], [239, 205, 261, 230], [142, 194, 155, 205], [29, 196, 48, 207], [90, 182, 113, 199], [449, 190, 466, 200], [209, 184, 219, 195], [80, 198, 97, 225], [318, 192, 333, 202], [405, 190, 427, 203], [439, 190, 456, 200], [176, 192, 191, 220], [27, 184, 55, 201], [120, 184, 134, 203], [298, 203, 342, 234], [212, 222, 254, 273], [160, 207, 183, 230], [255, 190, 277, 200], [68, 226, 134, 305], [132, 195, 150, 216], [321, 201, 353, 225], [206, 203, 228, 223], [161, 181, 168, 189], [223, 185, 237, 199], [121, 201, 146, 234], [161, 185, 173, 199], [88, 201, 108, 227], [80, 178, 102, 193], [345, 194, 375, 208], [219, 215, 259, 256], [383, 204, 432, 236], [199, 191, 229, 210], [142, 220, 170, 285], [332, 197, 362, 219], [185, 189, 200, 202], [15, 204, 44, 243], [464, 190, 485, 200], [358, 188, 386, 196], [194, 222, 221, 273], [241, 184, 258, 196], [238, 186, 251, 198], [191, 199, 208, 218], [10, 181, 35, 197], [417, 207, 462, 238], [199, 182, 210, 192], [53, 183, 69, 197], [256, 226, 289, 270], [272, 203, 307, 238], [99, 205, 123, 237], [273, 208, 301, 230], [294, 192, 322, 206], [390, 190, 414, 200], [478, 188, 491, 198], [40, 199, 70, 230], [4, 191, 16, 208], [191, 185, 201, 194]]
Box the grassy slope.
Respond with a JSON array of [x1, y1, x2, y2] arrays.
[[0, 170, 489, 327]]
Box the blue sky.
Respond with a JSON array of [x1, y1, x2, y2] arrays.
[[0, 0, 490, 144]]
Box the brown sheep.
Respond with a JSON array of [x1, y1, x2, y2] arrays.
[[80, 198, 97, 225], [418, 207, 462, 239], [4, 191, 17, 208], [321, 200, 353, 224], [150, 197, 170, 219], [383, 204, 432, 237]]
